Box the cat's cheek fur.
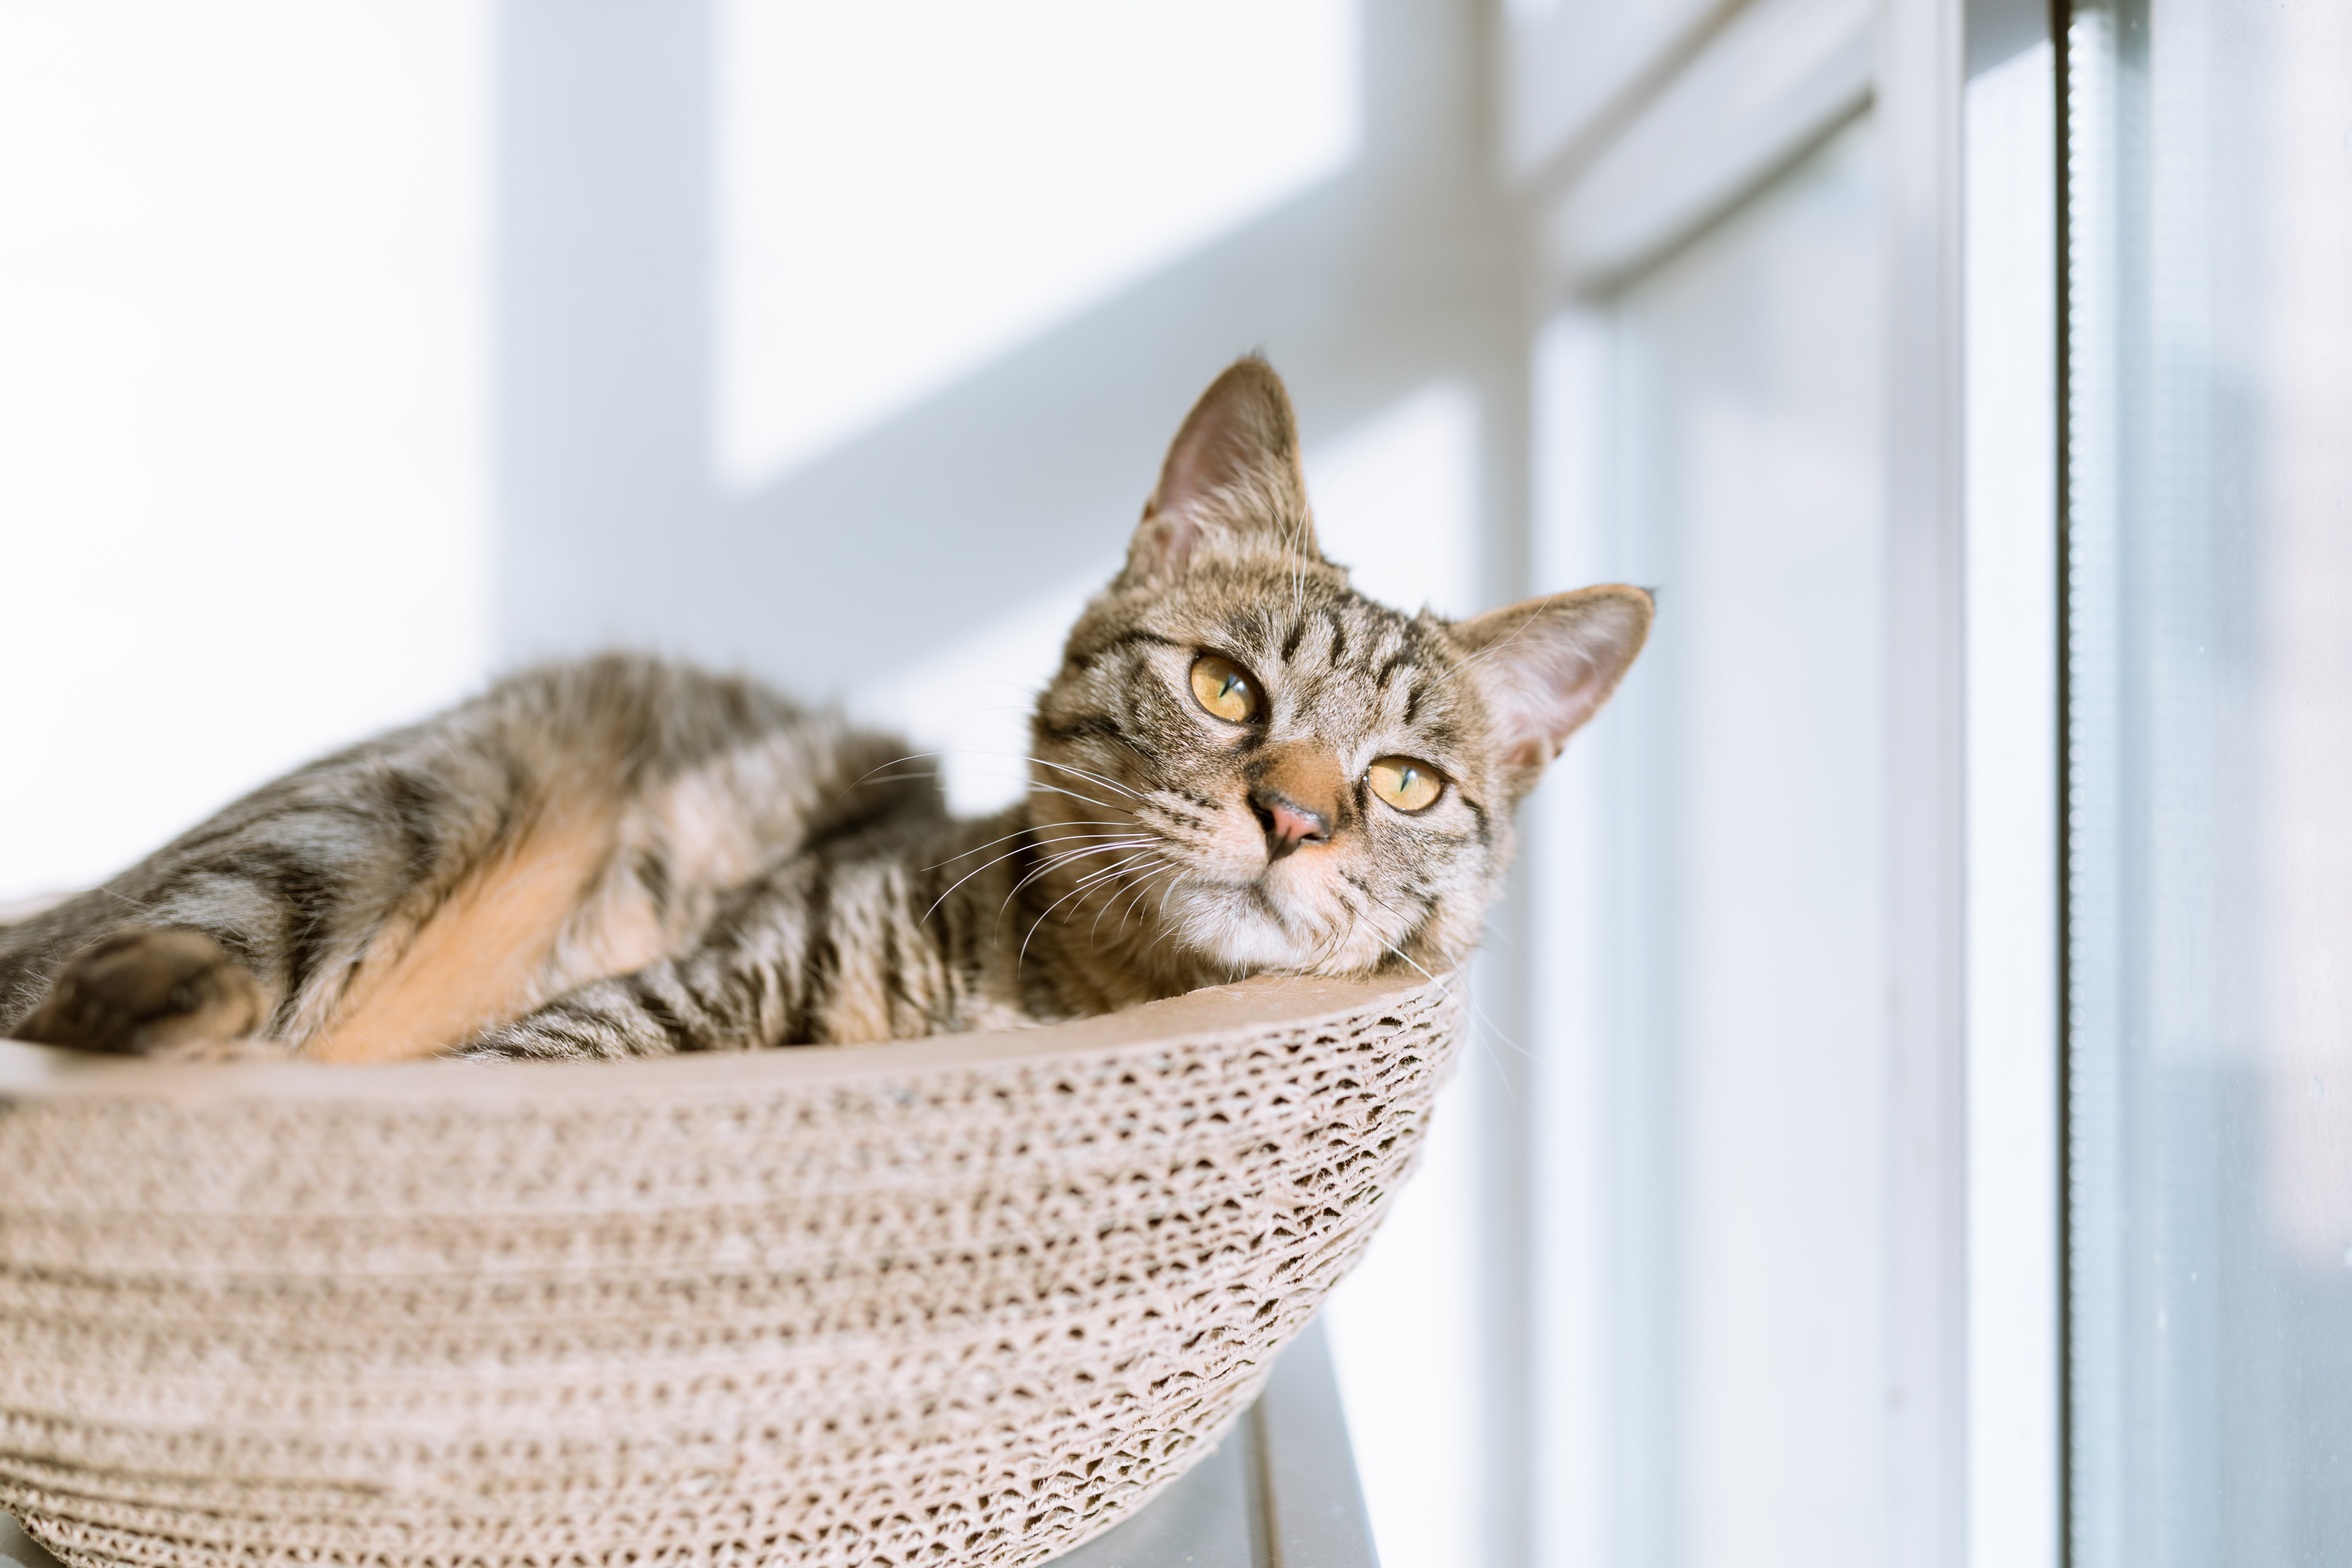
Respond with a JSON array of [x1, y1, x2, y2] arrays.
[[1197, 806, 1275, 881]]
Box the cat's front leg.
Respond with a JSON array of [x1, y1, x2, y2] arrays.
[[13, 927, 274, 1057]]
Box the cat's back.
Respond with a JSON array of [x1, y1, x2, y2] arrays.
[[0, 653, 934, 1057]]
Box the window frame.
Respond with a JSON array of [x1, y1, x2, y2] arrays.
[[1499, 4, 2059, 1565]]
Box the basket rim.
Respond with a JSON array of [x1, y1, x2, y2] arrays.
[[0, 971, 1453, 1107]]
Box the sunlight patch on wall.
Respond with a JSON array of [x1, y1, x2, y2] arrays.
[[0, 1, 491, 901], [714, 0, 1360, 492]]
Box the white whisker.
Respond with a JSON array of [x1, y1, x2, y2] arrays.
[[922, 824, 1128, 872], [1091, 854, 1174, 943], [1019, 850, 1161, 972], [1027, 757, 1143, 801], [1026, 783, 1131, 813], [1001, 839, 1160, 912]]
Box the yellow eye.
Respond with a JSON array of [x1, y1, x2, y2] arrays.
[[1189, 654, 1261, 723], [1368, 756, 1443, 813]]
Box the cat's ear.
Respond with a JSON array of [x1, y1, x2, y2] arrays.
[[1120, 357, 1318, 587], [1450, 585, 1654, 795]]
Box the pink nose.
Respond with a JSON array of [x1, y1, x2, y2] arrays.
[[1269, 801, 1322, 845], [1251, 789, 1330, 860]]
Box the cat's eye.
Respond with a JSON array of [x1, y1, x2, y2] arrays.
[[1189, 654, 1262, 723], [1367, 756, 1443, 813]]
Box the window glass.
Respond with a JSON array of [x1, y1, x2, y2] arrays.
[[1532, 114, 1885, 1568], [2067, 1, 2352, 1560]]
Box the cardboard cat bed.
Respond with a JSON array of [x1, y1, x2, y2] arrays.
[[0, 971, 1459, 1568]]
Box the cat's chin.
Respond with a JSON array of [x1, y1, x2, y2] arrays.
[[1156, 876, 1383, 977]]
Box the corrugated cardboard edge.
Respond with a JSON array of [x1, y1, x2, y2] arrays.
[[0, 971, 1458, 1106]]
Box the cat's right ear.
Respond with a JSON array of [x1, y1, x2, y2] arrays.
[[1119, 357, 1319, 588], [1451, 584, 1654, 798]]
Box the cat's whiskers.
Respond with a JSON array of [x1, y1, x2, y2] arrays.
[[911, 748, 1150, 806], [1057, 848, 1161, 909], [1337, 880, 1529, 1076], [1027, 782, 1132, 813], [841, 750, 950, 785], [1114, 859, 1181, 929], [919, 849, 1031, 926], [921, 833, 1148, 927], [1090, 853, 1176, 945], [999, 838, 1162, 916], [1078, 852, 1144, 911], [1007, 841, 1152, 903], [1371, 931, 1521, 1094], [923, 835, 1160, 945], [816, 754, 951, 812], [801, 738, 1195, 967], [1129, 881, 1234, 979], [1103, 872, 1163, 941], [947, 831, 1153, 897], [851, 769, 959, 792], [1014, 833, 1156, 879], [1026, 757, 1144, 801], [1298, 880, 1369, 973], [1017, 849, 1164, 973], [922, 823, 1128, 873], [844, 750, 1139, 817]]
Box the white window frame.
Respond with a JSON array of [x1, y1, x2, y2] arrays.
[[1495, 3, 2060, 1564]]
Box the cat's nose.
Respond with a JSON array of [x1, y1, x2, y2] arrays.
[[1247, 742, 1344, 862], [1250, 787, 1329, 860]]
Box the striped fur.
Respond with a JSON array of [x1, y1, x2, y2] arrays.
[[0, 360, 1651, 1062]]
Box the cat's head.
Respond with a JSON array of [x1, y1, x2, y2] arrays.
[[1028, 358, 1650, 992]]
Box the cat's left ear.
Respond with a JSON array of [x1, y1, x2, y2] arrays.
[[1120, 357, 1319, 588], [1450, 585, 1654, 796]]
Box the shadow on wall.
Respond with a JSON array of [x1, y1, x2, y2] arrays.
[[493, 0, 1530, 694]]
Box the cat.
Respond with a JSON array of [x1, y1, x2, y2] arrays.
[[0, 359, 1651, 1063]]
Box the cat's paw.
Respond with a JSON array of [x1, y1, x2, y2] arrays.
[[14, 928, 268, 1055]]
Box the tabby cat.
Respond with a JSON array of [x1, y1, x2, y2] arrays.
[[0, 360, 1650, 1062]]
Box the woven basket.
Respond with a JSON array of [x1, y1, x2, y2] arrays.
[[0, 972, 1461, 1568]]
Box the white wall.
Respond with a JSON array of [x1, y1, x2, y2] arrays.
[[0, 1, 492, 901]]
